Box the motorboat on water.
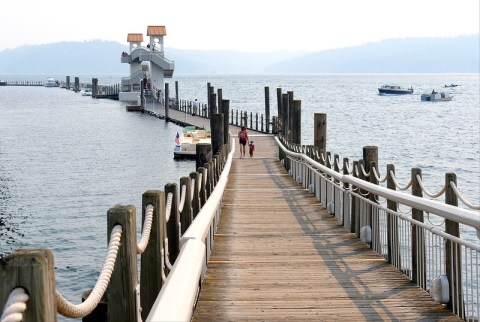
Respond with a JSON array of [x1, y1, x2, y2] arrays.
[[0, 80, 7, 86], [44, 77, 57, 87], [81, 89, 92, 96], [421, 90, 452, 102], [174, 126, 211, 158], [378, 85, 413, 95], [444, 84, 460, 88]]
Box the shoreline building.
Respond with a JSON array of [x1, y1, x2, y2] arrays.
[[119, 25, 175, 103]]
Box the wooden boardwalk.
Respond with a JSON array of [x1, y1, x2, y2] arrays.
[[192, 134, 460, 321]]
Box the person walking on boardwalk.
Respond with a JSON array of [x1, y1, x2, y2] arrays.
[[248, 140, 255, 157], [238, 126, 248, 158], [192, 98, 199, 116]]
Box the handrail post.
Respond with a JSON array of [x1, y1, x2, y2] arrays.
[[369, 161, 379, 250], [179, 177, 193, 233], [386, 164, 399, 265], [190, 172, 201, 218], [0, 249, 56, 322], [140, 190, 165, 320], [445, 172, 463, 316], [351, 160, 359, 236], [107, 205, 138, 322], [342, 158, 350, 229], [411, 168, 426, 288], [198, 167, 207, 207], [165, 183, 180, 264]]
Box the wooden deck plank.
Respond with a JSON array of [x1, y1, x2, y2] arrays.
[[192, 135, 460, 321]]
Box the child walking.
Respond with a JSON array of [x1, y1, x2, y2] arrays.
[[248, 140, 255, 157]]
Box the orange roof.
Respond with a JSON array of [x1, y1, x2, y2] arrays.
[[147, 26, 167, 36], [127, 33, 143, 42]]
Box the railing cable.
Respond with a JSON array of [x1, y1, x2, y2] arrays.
[[389, 170, 412, 191], [1, 288, 29, 322], [415, 174, 446, 199], [56, 225, 122, 318], [450, 181, 480, 210], [137, 204, 154, 254]]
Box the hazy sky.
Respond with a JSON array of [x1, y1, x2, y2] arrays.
[[1, 0, 478, 53]]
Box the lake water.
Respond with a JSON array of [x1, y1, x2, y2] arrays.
[[0, 74, 479, 320]]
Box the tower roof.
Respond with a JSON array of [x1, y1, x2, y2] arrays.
[[147, 26, 167, 36], [127, 33, 143, 42]]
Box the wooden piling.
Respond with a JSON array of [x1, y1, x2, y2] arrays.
[[386, 164, 399, 265], [265, 86, 270, 133], [292, 100, 302, 144], [314, 113, 326, 157], [164, 183, 180, 264], [179, 177, 193, 233], [411, 168, 425, 287], [445, 172, 463, 315], [165, 83, 170, 120], [222, 100, 230, 145], [189, 172, 201, 218], [106, 205, 137, 322], [140, 190, 164, 321], [212, 114, 224, 155], [0, 249, 56, 322], [196, 143, 212, 171]]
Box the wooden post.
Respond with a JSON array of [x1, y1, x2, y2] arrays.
[[287, 91, 294, 141], [362, 146, 378, 174], [179, 176, 193, 233], [411, 168, 425, 287], [209, 93, 216, 131], [107, 205, 137, 322], [282, 93, 289, 140], [222, 100, 230, 145], [276, 87, 282, 130], [386, 164, 399, 265], [204, 162, 213, 198], [314, 113, 326, 158], [207, 83, 212, 118], [217, 88, 222, 115], [445, 172, 463, 314], [0, 249, 56, 322], [369, 161, 379, 249], [189, 172, 201, 218], [140, 80, 145, 109], [352, 160, 359, 236], [175, 81, 179, 109], [165, 82, 170, 120], [66, 76, 70, 89], [165, 183, 180, 264], [140, 190, 164, 321], [196, 143, 212, 171], [212, 113, 224, 155], [198, 167, 207, 207], [292, 100, 302, 144], [264, 86, 270, 133], [342, 158, 350, 229]]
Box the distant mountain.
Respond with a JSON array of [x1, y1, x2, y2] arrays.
[[265, 35, 479, 73], [0, 35, 477, 75]]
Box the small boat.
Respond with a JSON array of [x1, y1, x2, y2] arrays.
[[174, 126, 211, 159], [378, 85, 413, 95], [81, 89, 92, 96], [0, 80, 7, 86], [444, 84, 460, 88], [44, 77, 57, 87], [421, 91, 452, 102]]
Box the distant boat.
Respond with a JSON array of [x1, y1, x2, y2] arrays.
[[421, 90, 452, 102], [378, 85, 413, 95], [444, 84, 460, 88], [81, 89, 92, 96], [0, 80, 6, 86], [44, 77, 57, 87]]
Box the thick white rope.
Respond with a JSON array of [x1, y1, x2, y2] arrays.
[[389, 170, 412, 191], [415, 174, 446, 199], [190, 178, 196, 202], [360, 163, 371, 178], [450, 181, 480, 210], [197, 173, 203, 193], [372, 167, 388, 183], [178, 184, 187, 213], [1, 288, 29, 322], [137, 204, 154, 254], [165, 192, 173, 222], [334, 158, 343, 172], [56, 225, 122, 318]]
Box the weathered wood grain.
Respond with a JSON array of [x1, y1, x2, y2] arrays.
[[192, 135, 460, 321]]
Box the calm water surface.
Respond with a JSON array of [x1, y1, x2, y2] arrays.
[[0, 74, 479, 320]]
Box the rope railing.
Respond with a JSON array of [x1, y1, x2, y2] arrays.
[[178, 184, 187, 213], [389, 170, 413, 191], [0, 288, 29, 322], [450, 181, 480, 210], [416, 174, 446, 199], [56, 225, 123, 318], [359, 163, 371, 178], [165, 192, 174, 221], [137, 204, 154, 254], [372, 167, 388, 183]]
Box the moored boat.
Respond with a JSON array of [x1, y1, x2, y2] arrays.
[[421, 90, 452, 102], [44, 77, 57, 87], [0, 80, 7, 86], [174, 126, 211, 158], [378, 85, 413, 95], [81, 89, 92, 96]]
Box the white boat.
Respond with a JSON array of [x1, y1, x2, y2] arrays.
[[174, 126, 211, 158], [81, 89, 92, 96], [378, 85, 413, 95], [421, 91, 452, 102], [44, 77, 57, 87]]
